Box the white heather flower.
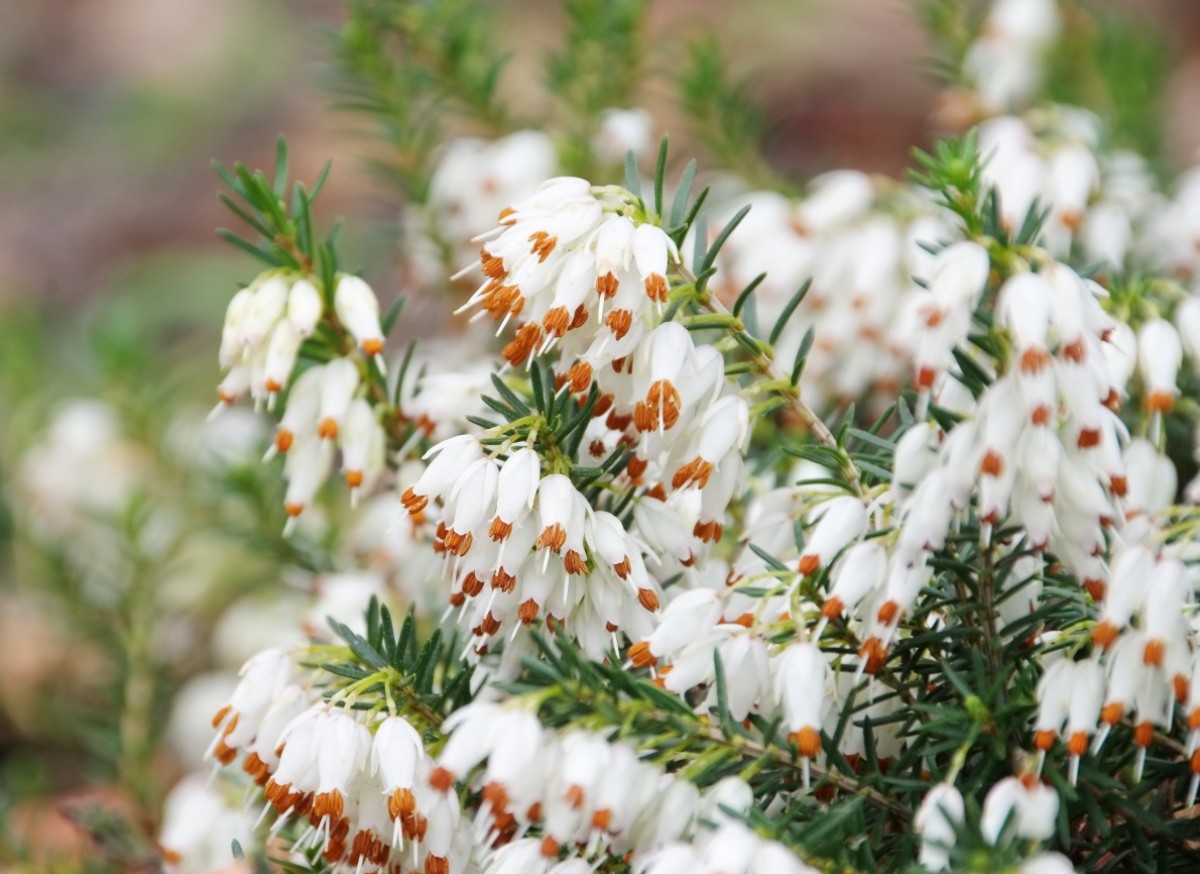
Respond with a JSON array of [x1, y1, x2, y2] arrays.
[[428, 130, 557, 264], [339, 398, 385, 500], [372, 715, 424, 830], [311, 709, 372, 823], [243, 275, 290, 348], [1048, 144, 1099, 231], [209, 647, 293, 765], [401, 434, 483, 518], [773, 642, 830, 760], [1175, 296, 1200, 362], [892, 422, 939, 496], [287, 277, 324, 337], [1123, 438, 1177, 516], [262, 320, 303, 396], [981, 776, 1059, 844], [282, 436, 334, 524], [1142, 558, 1188, 669], [798, 495, 868, 576], [264, 705, 322, 815], [1093, 543, 1155, 648], [436, 701, 501, 783], [219, 287, 255, 367], [1020, 853, 1077, 874], [1081, 201, 1131, 268], [820, 539, 887, 623], [1064, 661, 1105, 769], [216, 364, 252, 408], [490, 447, 541, 539], [998, 272, 1053, 376], [1034, 659, 1103, 768], [629, 588, 721, 668], [478, 708, 547, 819], [911, 241, 990, 391], [317, 357, 361, 440], [243, 684, 307, 785], [334, 274, 385, 356], [979, 121, 1045, 228], [439, 456, 498, 557], [270, 365, 323, 456], [1138, 317, 1183, 413], [711, 633, 769, 722], [535, 473, 588, 569], [914, 784, 964, 872]]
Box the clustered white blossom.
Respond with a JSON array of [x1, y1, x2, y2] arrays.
[[386, 177, 752, 656], [216, 271, 391, 523], [419, 700, 818, 874], [915, 779, 1072, 873], [202, 648, 475, 874]]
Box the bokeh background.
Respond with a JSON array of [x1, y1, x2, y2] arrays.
[[8, 0, 1200, 318]]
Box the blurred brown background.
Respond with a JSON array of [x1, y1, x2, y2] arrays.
[[3, 0, 1200, 314]]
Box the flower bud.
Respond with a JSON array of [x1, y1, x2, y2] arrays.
[[243, 275, 289, 348], [334, 275, 385, 356], [317, 358, 361, 440], [798, 495, 868, 575], [1138, 318, 1182, 412], [915, 784, 964, 872], [262, 321, 302, 395], [287, 277, 323, 337]]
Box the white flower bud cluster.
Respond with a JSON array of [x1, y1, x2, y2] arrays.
[[916, 777, 1066, 872], [430, 706, 815, 874], [387, 183, 753, 655], [907, 260, 1129, 563], [462, 177, 678, 363], [159, 774, 256, 874], [632, 823, 818, 874], [1033, 532, 1200, 790], [976, 112, 1125, 260], [204, 648, 473, 874], [268, 359, 387, 522], [434, 702, 695, 859], [217, 273, 324, 408], [216, 272, 394, 524]]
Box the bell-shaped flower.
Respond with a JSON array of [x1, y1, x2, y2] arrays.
[[798, 495, 868, 576], [287, 277, 323, 337], [334, 275, 385, 356], [914, 783, 964, 872]]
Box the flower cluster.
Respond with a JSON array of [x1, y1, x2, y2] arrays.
[[916, 777, 1069, 873], [215, 271, 392, 524], [434, 703, 817, 874], [381, 181, 754, 655], [206, 648, 471, 874]]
